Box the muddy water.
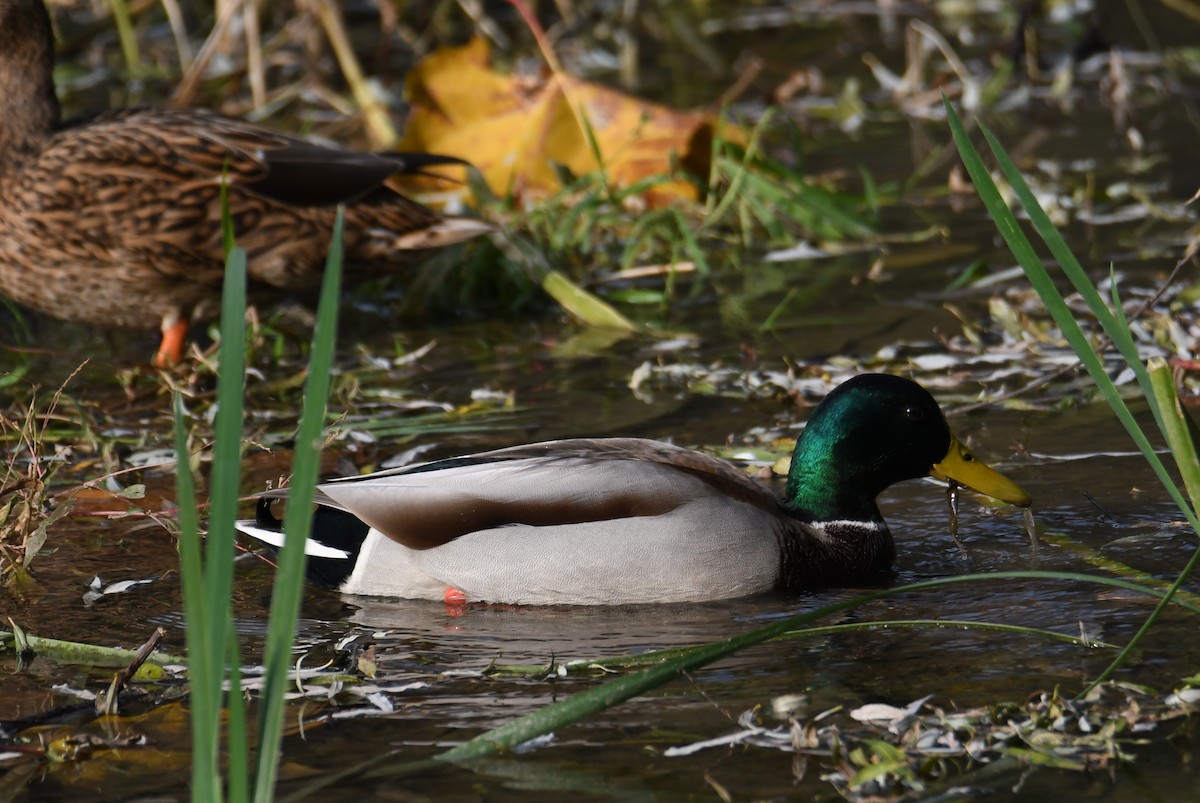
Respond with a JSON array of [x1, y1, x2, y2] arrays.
[[6, 3, 1200, 801]]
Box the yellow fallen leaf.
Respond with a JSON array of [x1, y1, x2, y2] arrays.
[[541, 270, 637, 331], [399, 37, 737, 208]]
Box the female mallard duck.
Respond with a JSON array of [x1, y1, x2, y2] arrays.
[[237, 374, 1031, 605], [0, 0, 489, 365]]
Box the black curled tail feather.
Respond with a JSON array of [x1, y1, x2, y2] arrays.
[[254, 498, 370, 590]]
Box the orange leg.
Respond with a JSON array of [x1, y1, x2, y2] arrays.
[[153, 317, 189, 368]]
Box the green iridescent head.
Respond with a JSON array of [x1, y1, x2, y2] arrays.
[[784, 374, 1030, 522]]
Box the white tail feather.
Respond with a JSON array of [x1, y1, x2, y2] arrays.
[[234, 520, 351, 559]]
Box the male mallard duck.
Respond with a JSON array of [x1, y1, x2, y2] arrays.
[[236, 374, 1031, 605], [0, 0, 490, 365]]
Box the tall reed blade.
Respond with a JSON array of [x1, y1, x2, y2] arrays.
[[177, 195, 344, 801], [173, 393, 215, 800], [942, 97, 1199, 532], [1148, 358, 1200, 518], [942, 96, 1200, 690], [175, 226, 248, 800], [252, 208, 345, 800]]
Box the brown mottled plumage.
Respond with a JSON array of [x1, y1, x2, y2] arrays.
[[0, 0, 490, 364]]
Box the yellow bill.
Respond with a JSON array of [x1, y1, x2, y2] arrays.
[[931, 434, 1031, 507]]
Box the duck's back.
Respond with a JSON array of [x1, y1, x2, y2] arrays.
[[326, 440, 791, 603], [0, 107, 484, 328]]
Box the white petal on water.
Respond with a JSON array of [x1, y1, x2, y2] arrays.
[[366, 692, 393, 713], [908, 354, 961, 371], [771, 693, 809, 718], [850, 694, 932, 729], [763, 242, 828, 262], [849, 703, 907, 724], [1114, 366, 1138, 386], [1166, 688, 1200, 707], [664, 729, 760, 757], [103, 578, 155, 594], [1026, 449, 1167, 461], [513, 733, 556, 754], [346, 681, 428, 697], [84, 575, 156, 604], [125, 448, 179, 467], [380, 444, 438, 469]]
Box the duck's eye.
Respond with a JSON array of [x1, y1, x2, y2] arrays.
[[903, 405, 924, 421], [963, 452, 975, 462]]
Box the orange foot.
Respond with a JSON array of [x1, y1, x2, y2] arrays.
[[153, 318, 189, 368], [444, 587, 468, 616]]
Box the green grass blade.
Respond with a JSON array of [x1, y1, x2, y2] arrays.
[[252, 209, 345, 801], [205, 241, 248, 802], [207, 248, 248, 627], [943, 98, 1199, 533], [482, 618, 1114, 676], [978, 124, 1153, 396], [1107, 268, 1158, 409], [105, 0, 141, 77], [1096, 357, 1200, 690], [969, 114, 1199, 531], [178, 230, 247, 801], [225, 629, 249, 803], [1038, 529, 1200, 606], [703, 109, 773, 226], [221, 176, 237, 255], [1149, 357, 1200, 511], [173, 393, 217, 801], [274, 569, 1187, 800], [0, 628, 188, 666], [670, 208, 711, 276], [1089, 546, 1200, 690], [433, 570, 1188, 763], [943, 97, 1200, 692], [977, 124, 1167, 445]]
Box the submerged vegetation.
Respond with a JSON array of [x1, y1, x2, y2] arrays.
[[3, 0, 1200, 800]]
